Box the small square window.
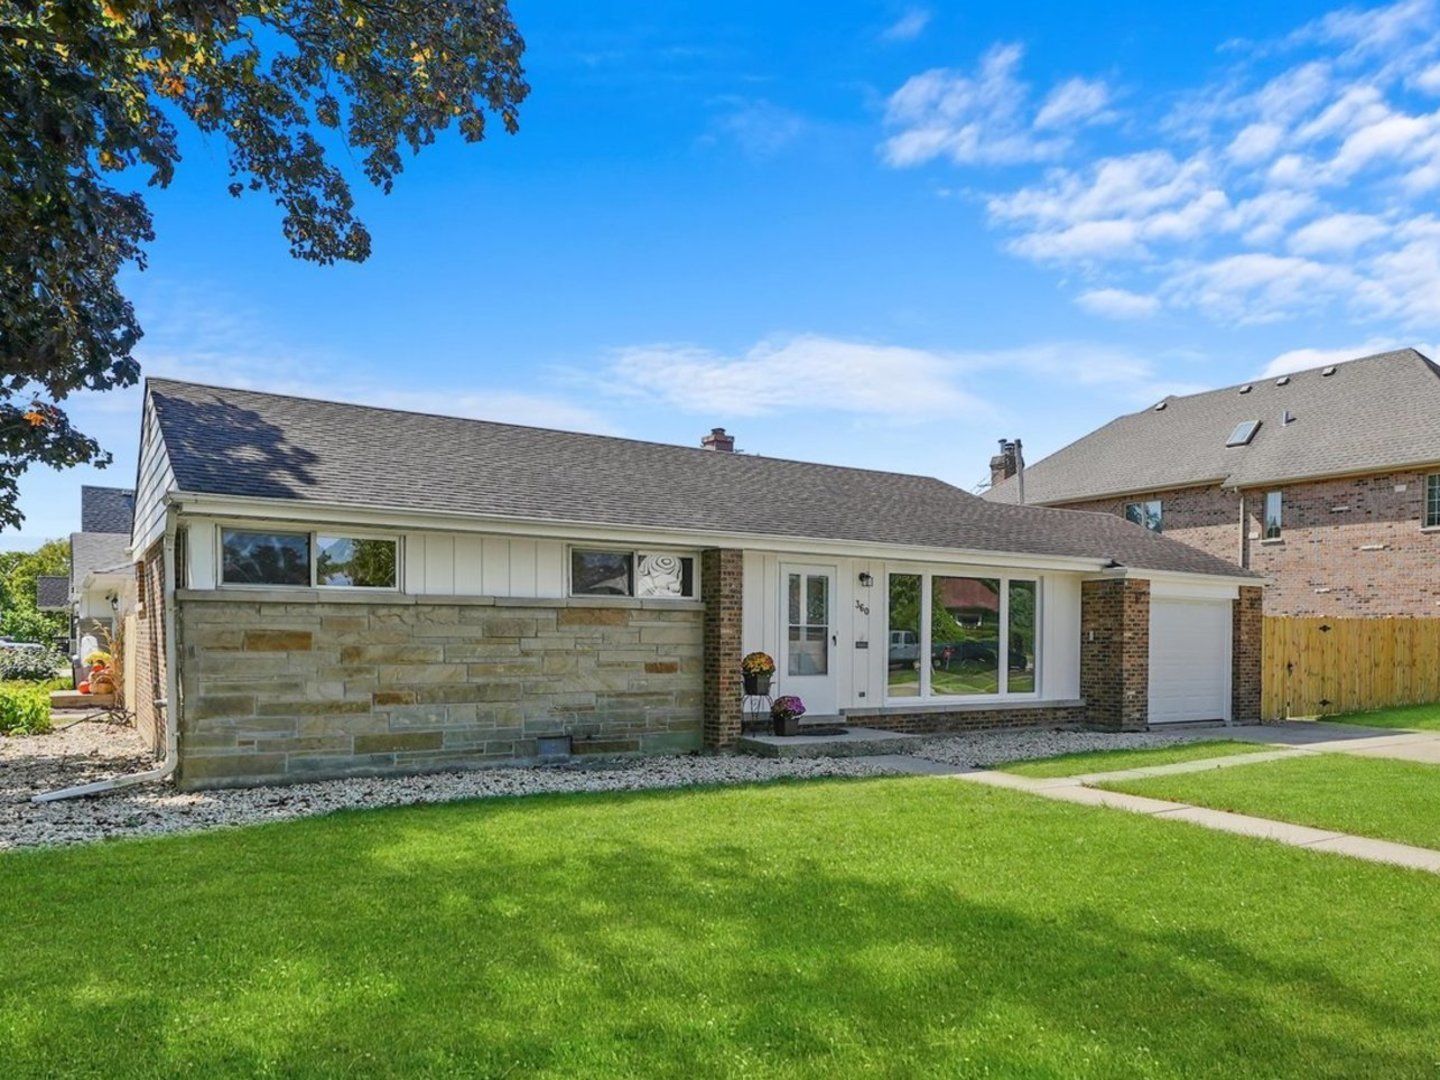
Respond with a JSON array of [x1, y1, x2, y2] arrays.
[[316, 536, 397, 588], [572, 550, 633, 596], [1427, 475, 1440, 529], [571, 549, 696, 598], [1125, 500, 1163, 533], [221, 530, 311, 586]]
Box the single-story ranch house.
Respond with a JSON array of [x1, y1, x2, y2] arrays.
[[128, 379, 1263, 789]]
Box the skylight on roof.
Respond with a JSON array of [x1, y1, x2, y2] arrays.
[[1239, 384, 1253, 394], [1275, 376, 1290, 386], [1227, 420, 1261, 447], [1322, 366, 1337, 376]]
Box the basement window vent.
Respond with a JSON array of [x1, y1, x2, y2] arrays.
[[1238, 384, 1253, 394], [1275, 375, 1291, 386], [1322, 365, 1337, 376], [1360, 543, 1390, 551], [1331, 505, 1350, 513], [1227, 420, 1261, 447]]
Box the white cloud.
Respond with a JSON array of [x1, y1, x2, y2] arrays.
[[1034, 78, 1116, 130], [1287, 211, 1389, 254], [882, 0, 1440, 329], [881, 8, 931, 43], [1075, 288, 1161, 319], [602, 335, 987, 419], [1261, 337, 1430, 376], [707, 98, 805, 158]]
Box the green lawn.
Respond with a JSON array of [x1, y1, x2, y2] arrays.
[[1324, 702, 1440, 731], [6, 779, 1440, 1077], [1101, 752, 1440, 852], [999, 739, 1277, 778]]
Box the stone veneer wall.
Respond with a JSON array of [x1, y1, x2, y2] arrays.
[[175, 593, 703, 789], [1232, 585, 1264, 723], [1079, 578, 1150, 732]]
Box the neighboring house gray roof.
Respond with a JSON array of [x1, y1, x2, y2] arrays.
[[70, 532, 131, 588], [80, 485, 135, 534], [146, 378, 1255, 579], [987, 349, 1440, 505], [36, 575, 70, 611]]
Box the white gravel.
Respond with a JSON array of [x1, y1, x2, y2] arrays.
[[2, 720, 1245, 851], [2, 721, 898, 851], [908, 727, 1228, 768]]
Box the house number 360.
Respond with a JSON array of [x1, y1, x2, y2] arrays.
[[854, 599, 870, 616]]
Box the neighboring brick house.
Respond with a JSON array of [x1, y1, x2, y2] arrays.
[[104, 378, 1260, 790], [985, 349, 1440, 618]]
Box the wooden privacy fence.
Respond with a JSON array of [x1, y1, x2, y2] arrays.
[[1263, 616, 1440, 719]]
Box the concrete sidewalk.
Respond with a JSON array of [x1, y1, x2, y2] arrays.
[[950, 754, 1440, 875]]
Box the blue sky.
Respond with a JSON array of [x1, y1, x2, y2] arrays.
[[10, 0, 1440, 548]]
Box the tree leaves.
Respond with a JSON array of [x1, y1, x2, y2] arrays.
[[0, 0, 528, 528]]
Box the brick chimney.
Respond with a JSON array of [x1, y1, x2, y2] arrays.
[[701, 427, 735, 452], [990, 438, 1022, 488]]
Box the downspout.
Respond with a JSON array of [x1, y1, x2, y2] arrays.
[[1237, 491, 1247, 568], [1015, 439, 1026, 505], [33, 505, 181, 802]]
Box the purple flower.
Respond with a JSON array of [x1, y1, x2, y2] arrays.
[[771, 695, 806, 721]]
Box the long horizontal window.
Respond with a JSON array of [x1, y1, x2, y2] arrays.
[[221, 529, 399, 589], [571, 549, 697, 599], [886, 571, 1038, 700]]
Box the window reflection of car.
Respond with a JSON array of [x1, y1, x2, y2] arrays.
[[932, 640, 998, 670], [888, 630, 920, 668]]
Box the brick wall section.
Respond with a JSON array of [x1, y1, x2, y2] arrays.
[[1232, 585, 1263, 723], [1080, 578, 1150, 731], [851, 704, 1085, 735], [1060, 485, 1242, 567], [130, 541, 167, 758], [175, 596, 703, 789], [1242, 471, 1440, 617], [1054, 470, 1440, 617], [701, 549, 744, 749]]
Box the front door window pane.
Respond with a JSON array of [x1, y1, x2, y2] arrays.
[[887, 573, 922, 697], [931, 576, 1000, 695], [1008, 580, 1037, 694], [788, 572, 829, 676]]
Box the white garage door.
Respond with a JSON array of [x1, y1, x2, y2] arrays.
[[1149, 598, 1231, 724]]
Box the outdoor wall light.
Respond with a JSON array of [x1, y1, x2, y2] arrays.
[[858, 572, 874, 588]]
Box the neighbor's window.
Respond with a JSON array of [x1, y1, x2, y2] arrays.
[[571, 549, 696, 598], [1264, 491, 1283, 540], [221, 529, 398, 588], [886, 571, 1039, 700], [316, 536, 398, 588], [930, 576, 1001, 696], [1428, 475, 1440, 528], [221, 530, 310, 586], [1124, 500, 1163, 533]]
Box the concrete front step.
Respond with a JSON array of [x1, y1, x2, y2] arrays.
[[736, 724, 918, 759], [50, 690, 115, 710]]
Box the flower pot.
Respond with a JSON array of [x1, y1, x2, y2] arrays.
[[743, 672, 772, 696], [772, 714, 799, 737]]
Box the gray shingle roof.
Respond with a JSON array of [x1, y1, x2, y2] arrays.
[[147, 378, 1255, 579], [70, 532, 130, 587], [36, 575, 70, 611], [987, 349, 1440, 505], [80, 485, 135, 534]]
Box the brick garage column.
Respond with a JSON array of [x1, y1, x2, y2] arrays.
[[1080, 578, 1150, 731], [1232, 585, 1264, 723], [701, 549, 744, 749]]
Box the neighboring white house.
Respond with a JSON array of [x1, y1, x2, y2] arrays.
[[125, 379, 1264, 789]]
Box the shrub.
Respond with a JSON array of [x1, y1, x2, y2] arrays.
[[0, 683, 51, 736], [0, 646, 64, 682]]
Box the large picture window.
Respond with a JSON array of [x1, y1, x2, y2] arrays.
[[886, 571, 1040, 700], [221, 529, 398, 589], [571, 549, 697, 598]]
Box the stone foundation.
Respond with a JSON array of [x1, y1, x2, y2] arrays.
[[843, 703, 1087, 735], [175, 592, 703, 788]]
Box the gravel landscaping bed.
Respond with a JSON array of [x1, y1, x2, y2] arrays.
[[1, 721, 900, 851], [908, 727, 1228, 769]]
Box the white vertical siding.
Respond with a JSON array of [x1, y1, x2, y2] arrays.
[[131, 394, 176, 557], [453, 535, 485, 595], [422, 534, 455, 594], [1040, 573, 1082, 699]]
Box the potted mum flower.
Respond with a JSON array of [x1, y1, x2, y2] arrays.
[[770, 695, 806, 737], [741, 651, 776, 695]]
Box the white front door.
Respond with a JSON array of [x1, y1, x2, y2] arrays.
[[780, 564, 838, 716]]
